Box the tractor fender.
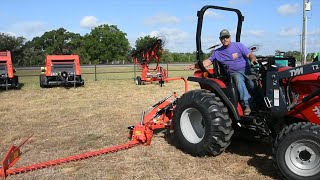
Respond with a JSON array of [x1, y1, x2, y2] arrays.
[[187, 77, 240, 121]]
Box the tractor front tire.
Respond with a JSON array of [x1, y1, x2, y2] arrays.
[[173, 89, 234, 156], [273, 122, 320, 180]]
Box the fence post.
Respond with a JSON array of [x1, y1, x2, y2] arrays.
[[133, 63, 136, 81], [73, 63, 76, 88], [94, 64, 97, 81], [5, 76, 8, 91], [167, 62, 169, 78]]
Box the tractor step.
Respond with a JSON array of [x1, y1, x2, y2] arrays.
[[239, 116, 271, 136]]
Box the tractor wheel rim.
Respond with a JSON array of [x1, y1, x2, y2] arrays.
[[285, 139, 320, 177], [180, 108, 205, 144]]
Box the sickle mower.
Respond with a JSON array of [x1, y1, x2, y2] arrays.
[[0, 51, 20, 90], [132, 38, 168, 86]]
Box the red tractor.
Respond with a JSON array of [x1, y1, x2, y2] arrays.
[[132, 39, 168, 86], [171, 5, 320, 180], [40, 54, 84, 88], [0, 51, 20, 90]]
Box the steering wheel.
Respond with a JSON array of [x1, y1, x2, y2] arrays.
[[254, 57, 272, 76]]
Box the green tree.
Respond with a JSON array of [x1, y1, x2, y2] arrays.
[[134, 36, 158, 51], [23, 28, 86, 65], [284, 51, 301, 62], [22, 41, 45, 66], [29, 28, 82, 54], [161, 49, 174, 63], [0, 33, 26, 65], [133, 35, 163, 63], [84, 24, 130, 64]]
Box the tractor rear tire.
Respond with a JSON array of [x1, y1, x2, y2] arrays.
[[272, 122, 320, 180], [173, 89, 234, 156]]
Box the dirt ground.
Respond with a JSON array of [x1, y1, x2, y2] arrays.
[[0, 79, 280, 180]]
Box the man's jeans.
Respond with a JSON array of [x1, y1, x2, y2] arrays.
[[230, 71, 254, 106]]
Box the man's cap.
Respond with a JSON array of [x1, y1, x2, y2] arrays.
[[220, 29, 230, 38]]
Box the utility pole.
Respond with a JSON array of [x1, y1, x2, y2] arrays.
[[299, 34, 303, 62], [302, 0, 311, 65], [301, 0, 307, 65]]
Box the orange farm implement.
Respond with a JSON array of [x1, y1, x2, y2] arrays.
[[0, 51, 20, 90], [40, 54, 85, 88], [132, 38, 169, 86]]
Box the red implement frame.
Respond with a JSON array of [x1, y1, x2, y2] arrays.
[[45, 54, 82, 76], [0, 78, 188, 178], [132, 39, 168, 85], [0, 51, 14, 78]]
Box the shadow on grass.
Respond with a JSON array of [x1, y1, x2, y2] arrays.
[[226, 136, 279, 179], [39, 84, 85, 89], [163, 131, 280, 179]]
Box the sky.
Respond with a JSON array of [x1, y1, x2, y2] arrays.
[[1, 0, 319, 55]]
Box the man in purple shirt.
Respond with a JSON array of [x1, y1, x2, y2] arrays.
[[187, 29, 257, 115]]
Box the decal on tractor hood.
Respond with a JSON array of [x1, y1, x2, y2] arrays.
[[312, 64, 319, 71], [313, 106, 320, 119], [289, 67, 303, 77]]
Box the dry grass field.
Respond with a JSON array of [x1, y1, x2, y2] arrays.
[[0, 67, 279, 180]]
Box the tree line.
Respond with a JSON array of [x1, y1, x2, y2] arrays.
[[0, 25, 201, 66], [1, 25, 131, 66], [0, 24, 315, 66]]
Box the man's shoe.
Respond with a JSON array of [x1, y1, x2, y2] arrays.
[[244, 106, 251, 115]]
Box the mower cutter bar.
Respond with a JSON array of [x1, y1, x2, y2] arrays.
[[0, 140, 140, 178], [1, 91, 181, 178]]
